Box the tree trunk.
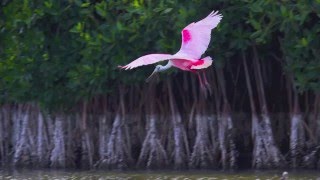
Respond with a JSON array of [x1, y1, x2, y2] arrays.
[[216, 68, 237, 169], [189, 113, 215, 168], [167, 80, 189, 169], [50, 114, 66, 168], [13, 105, 33, 166], [36, 111, 50, 166], [97, 114, 109, 163], [0, 106, 10, 165], [137, 114, 168, 169], [137, 84, 168, 169], [302, 93, 320, 169], [0, 108, 3, 165], [104, 113, 127, 168], [314, 94, 320, 144], [80, 102, 94, 168], [98, 88, 132, 169], [248, 48, 285, 168], [288, 81, 305, 168], [60, 114, 74, 168]]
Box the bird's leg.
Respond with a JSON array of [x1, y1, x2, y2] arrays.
[[191, 70, 207, 97], [197, 72, 204, 89], [197, 72, 208, 97], [202, 71, 212, 95]]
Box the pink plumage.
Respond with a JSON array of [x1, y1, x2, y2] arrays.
[[191, 56, 213, 69], [182, 30, 192, 44], [119, 54, 175, 70], [175, 11, 222, 59]]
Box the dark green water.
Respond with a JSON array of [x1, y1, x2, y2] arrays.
[[0, 169, 319, 180]]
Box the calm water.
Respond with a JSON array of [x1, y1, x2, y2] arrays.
[[0, 169, 320, 180]]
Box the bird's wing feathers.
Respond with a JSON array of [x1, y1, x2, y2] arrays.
[[175, 11, 222, 59], [119, 54, 175, 70]]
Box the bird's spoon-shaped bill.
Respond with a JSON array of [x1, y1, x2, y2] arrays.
[[145, 69, 158, 83]]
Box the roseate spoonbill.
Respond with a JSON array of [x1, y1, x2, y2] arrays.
[[119, 10, 222, 91]]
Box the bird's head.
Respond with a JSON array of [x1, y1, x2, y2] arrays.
[[155, 65, 163, 72], [146, 65, 162, 82]]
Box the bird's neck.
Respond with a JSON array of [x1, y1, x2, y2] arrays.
[[159, 61, 172, 72]]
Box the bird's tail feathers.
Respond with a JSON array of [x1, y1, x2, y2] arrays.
[[191, 56, 213, 69], [202, 56, 212, 61]]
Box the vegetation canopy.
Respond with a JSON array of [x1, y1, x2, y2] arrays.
[[0, 0, 319, 170]]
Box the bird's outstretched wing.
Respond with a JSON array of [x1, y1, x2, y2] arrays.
[[119, 54, 175, 70], [175, 11, 222, 59]]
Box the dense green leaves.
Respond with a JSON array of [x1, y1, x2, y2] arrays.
[[0, 0, 193, 110], [0, 0, 319, 110], [247, 1, 320, 91]]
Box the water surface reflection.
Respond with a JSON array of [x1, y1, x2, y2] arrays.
[[0, 169, 320, 180]]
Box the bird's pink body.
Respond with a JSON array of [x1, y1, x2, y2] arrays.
[[171, 59, 204, 71], [119, 10, 222, 91]]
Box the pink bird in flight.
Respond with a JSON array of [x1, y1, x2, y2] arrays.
[[119, 10, 222, 91]]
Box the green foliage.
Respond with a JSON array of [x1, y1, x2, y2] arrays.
[[246, 1, 320, 92], [0, 0, 319, 110], [0, 0, 191, 110]]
